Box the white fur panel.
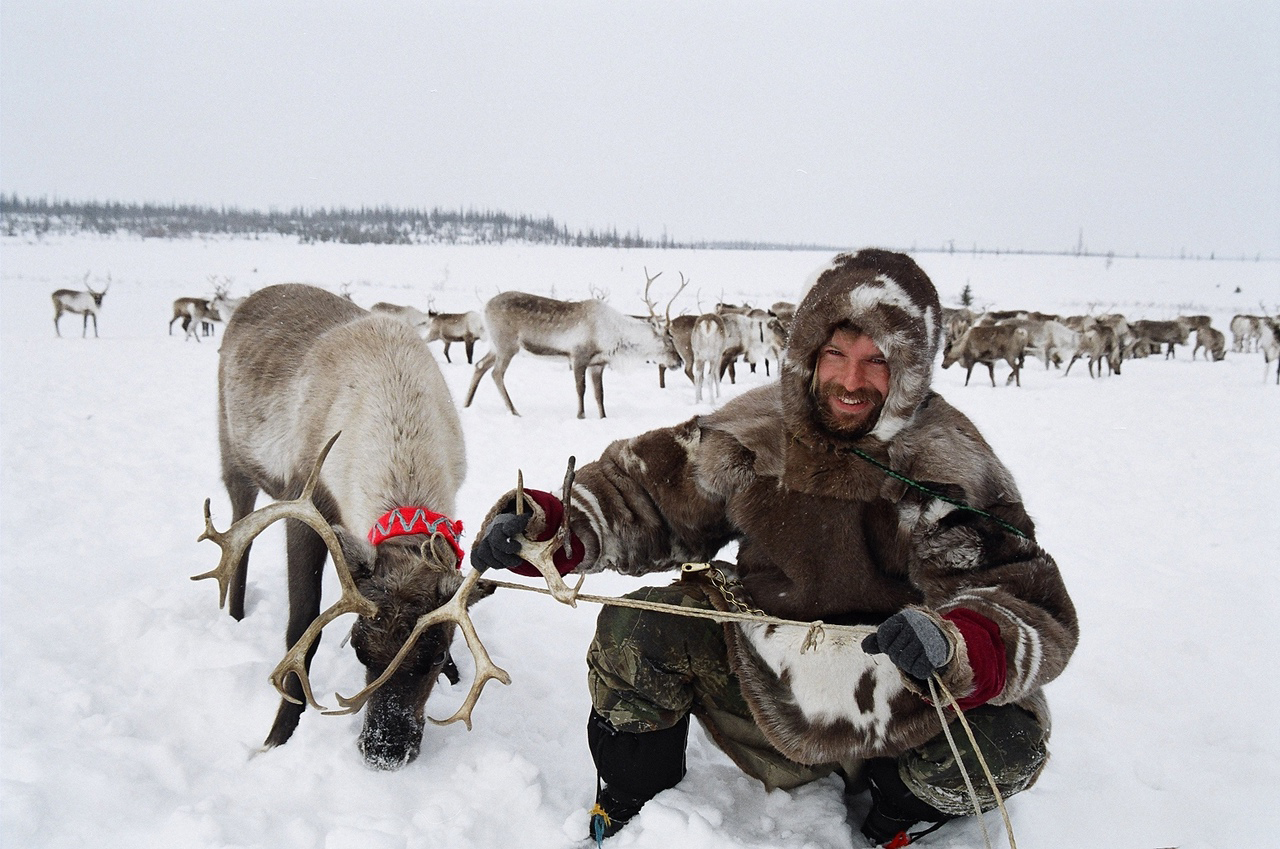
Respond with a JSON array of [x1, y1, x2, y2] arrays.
[[847, 276, 924, 322], [740, 621, 904, 732]]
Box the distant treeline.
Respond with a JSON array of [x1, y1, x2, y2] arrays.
[[0, 196, 675, 249], [2, 195, 1271, 260]]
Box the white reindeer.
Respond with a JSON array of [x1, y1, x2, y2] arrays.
[[1259, 318, 1280, 384], [370, 302, 433, 333], [52, 275, 109, 338], [689, 313, 728, 403], [464, 270, 682, 418]]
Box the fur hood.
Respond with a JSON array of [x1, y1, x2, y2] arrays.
[[781, 249, 943, 446]]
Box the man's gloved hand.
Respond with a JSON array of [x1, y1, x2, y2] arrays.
[[471, 512, 532, 572], [862, 609, 953, 682]]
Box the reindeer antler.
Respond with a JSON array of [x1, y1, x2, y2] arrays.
[[513, 457, 587, 606], [194, 432, 379, 711], [672, 273, 690, 323], [329, 567, 511, 729]]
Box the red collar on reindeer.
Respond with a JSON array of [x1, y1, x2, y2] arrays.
[[368, 507, 465, 567]]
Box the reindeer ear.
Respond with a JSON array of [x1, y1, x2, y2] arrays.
[[333, 526, 376, 578]]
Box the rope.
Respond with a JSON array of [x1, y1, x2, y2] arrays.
[[477, 571, 876, 646], [928, 676, 1018, 849], [842, 445, 1029, 540]]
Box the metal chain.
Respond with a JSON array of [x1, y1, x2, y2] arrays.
[[683, 562, 766, 616]]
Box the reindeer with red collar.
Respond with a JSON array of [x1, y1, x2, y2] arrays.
[[195, 283, 502, 770]]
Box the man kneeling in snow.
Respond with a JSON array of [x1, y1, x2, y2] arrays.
[[473, 249, 1078, 847]]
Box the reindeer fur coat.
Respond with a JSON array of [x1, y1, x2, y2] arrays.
[[499, 250, 1078, 770]]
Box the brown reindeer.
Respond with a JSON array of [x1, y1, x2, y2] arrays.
[[197, 283, 496, 769], [1129, 319, 1190, 359], [52, 274, 109, 338], [465, 271, 682, 418], [1065, 325, 1123, 378], [941, 324, 1030, 386], [660, 313, 698, 388], [1192, 326, 1227, 361]]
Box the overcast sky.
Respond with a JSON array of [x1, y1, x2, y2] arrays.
[[3, 2, 1277, 257]]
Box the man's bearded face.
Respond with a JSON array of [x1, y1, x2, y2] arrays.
[[812, 328, 890, 438]]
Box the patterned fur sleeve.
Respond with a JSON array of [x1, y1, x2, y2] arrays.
[[564, 417, 740, 576], [899, 476, 1079, 705]]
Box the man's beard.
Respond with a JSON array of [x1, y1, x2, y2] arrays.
[[813, 381, 886, 439]]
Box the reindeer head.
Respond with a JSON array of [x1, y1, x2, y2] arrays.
[[86, 274, 110, 306], [337, 532, 491, 769], [194, 434, 508, 770]]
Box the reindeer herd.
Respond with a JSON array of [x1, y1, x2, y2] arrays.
[[941, 307, 1280, 386]]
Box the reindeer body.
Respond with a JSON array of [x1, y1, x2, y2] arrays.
[[426, 310, 486, 364], [1193, 326, 1227, 361], [169, 297, 220, 340], [941, 324, 1030, 386], [52, 286, 107, 337], [217, 283, 469, 768], [465, 291, 680, 418], [660, 313, 698, 388]]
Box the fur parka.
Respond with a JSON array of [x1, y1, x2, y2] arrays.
[[500, 249, 1078, 769]]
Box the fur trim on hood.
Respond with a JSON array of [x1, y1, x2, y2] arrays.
[[781, 249, 943, 445]]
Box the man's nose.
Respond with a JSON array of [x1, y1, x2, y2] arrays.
[[836, 361, 869, 390]]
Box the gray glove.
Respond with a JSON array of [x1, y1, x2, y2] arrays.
[[471, 512, 531, 572], [862, 610, 952, 682]]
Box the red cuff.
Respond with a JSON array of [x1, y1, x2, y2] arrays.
[[943, 608, 1006, 709], [510, 490, 584, 578]]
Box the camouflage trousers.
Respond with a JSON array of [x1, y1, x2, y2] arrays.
[[586, 579, 1049, 816]]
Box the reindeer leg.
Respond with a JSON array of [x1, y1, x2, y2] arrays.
[[590, 363, 607, 418], [490, 352, 520, 416], [465, 337, 476, 364], [221, 466, 260, 621], [442, 341, 453, 364], [987, 362, 996, 387], [264, 518, 328, 749], [571, 359, 588, 419], [464, 352, 496, 408]]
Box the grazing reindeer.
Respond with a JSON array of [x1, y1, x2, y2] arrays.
[[1192, 326, 1227, 361], [426, 310, 487, 364], [197, 283, 494, 769], [52, 274, 109, 338], [465, 270, 682, 418], [689, 313, 728, 403]]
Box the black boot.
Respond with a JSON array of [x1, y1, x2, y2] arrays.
[[860, 758, 954, 846], [587, 711, 689, 843]]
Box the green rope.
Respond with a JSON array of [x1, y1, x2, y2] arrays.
[[844, 445, 1030, 540]]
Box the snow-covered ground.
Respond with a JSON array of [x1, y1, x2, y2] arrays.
[[2, 234, 1278, 848]]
